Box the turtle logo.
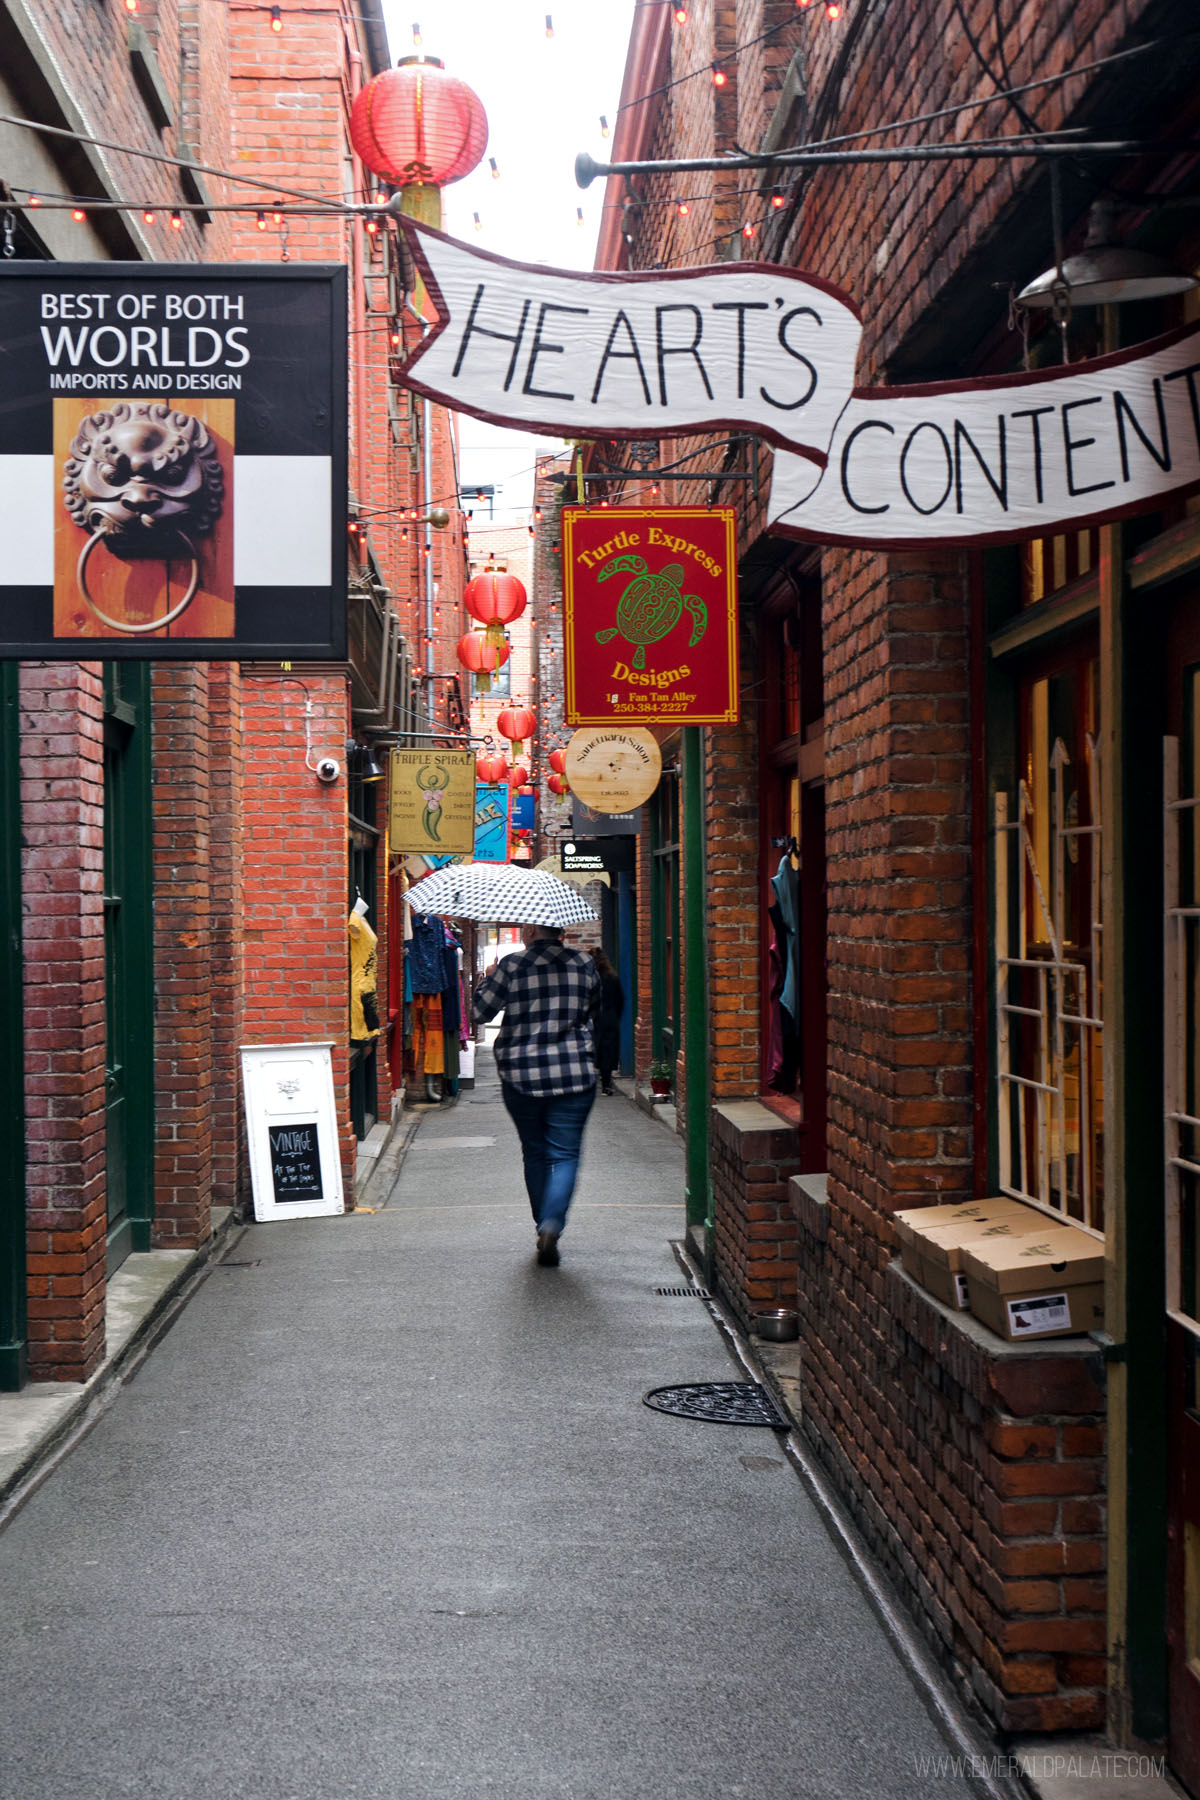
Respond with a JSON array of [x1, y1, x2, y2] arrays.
[[594, 556, 707, 672], [416, 762, 451, 842]]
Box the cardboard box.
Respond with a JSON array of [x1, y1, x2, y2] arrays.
[[895, 1195, 1029, 1296], [962, 1226, 1106, 1341], [895, 1200, 1036, 1307]]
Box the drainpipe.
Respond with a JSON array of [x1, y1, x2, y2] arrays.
[[348, 42, 368, 505]]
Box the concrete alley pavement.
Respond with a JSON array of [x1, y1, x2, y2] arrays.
[[0, 1053, 986, 1800]]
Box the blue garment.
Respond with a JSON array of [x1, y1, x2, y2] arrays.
[[500, 1080, 596, 1237], [408, 911, 447, 995], [770, 854, 801, 1031]]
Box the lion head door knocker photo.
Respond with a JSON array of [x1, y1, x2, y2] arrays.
[[61, 402, 227, 637]]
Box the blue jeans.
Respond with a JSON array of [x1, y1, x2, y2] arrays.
[[500, 1081, 596, 1237]]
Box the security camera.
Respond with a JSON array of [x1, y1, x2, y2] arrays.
[[315, 757, 341, 784]]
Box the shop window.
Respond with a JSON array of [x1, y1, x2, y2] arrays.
[[1166, 669, 1200, 1339], [760, 580, 824, 1141], [994, 648, 1104, 1233]]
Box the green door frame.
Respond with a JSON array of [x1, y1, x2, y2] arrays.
[[0, 663, 27, 1390], [102, 663, 156, 1266], [681, 726, 711, 1234]]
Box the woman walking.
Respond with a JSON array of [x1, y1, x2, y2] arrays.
[[592, 949, 625, 1097]]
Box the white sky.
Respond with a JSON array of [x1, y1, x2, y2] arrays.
[[379, 0, 636, 522]]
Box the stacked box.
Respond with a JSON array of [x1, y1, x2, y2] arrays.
[[894, 1199, 1036, 1309], [961, 1225, 1105, 1341]]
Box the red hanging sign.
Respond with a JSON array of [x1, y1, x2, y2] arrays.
[[562, 506, 738, 727]]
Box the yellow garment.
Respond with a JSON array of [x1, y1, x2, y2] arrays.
[[347, 909, 381, 1041]]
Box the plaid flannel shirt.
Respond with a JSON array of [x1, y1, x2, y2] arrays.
[[471, 941, 601, 1096]]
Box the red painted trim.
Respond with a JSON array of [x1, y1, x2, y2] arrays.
[[596, 3, 672, 272]]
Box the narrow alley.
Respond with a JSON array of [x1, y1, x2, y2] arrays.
[[0, 1055, 988, 1800]]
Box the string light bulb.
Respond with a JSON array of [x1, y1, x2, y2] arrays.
[[256, 211, 267, 230], [676, 200, 689, 217], [599, 115, 610, 138], [411, 20, 421, 45], [826, 1, 841, 15], [28, 194, 40, 208], [712, 64, 727, 87], [674, 5, 688, 19], [743, 221, 756, 239], [544, 13, 553, 36], [170, 210, 183, 229], [771, 193, 786, 208], [473, 211, 482, 230], [122, 0, 137, 11], [72, 208, 86, 223], [142, 210, 156, 225], [270, 4, 282, 28], [489, 157, 499, 179], [576, 207, 584, 227]]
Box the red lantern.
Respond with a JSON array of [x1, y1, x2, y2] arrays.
[[548, 748, 567, 776], [464, 571, 527, 653], [508, 763, 530, 788], [350, 59, 489, 188], [547, 773, 571, 799], [456, 630, 509, 694], [496, 705, 536, 758], [476, 752, 508, 785]]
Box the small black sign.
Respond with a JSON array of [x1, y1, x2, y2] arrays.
[[562, 836, 635, 875], [268, 1121, 324, 1202]]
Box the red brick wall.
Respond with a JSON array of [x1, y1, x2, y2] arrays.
[[240, 672, 356, 1193], [151, 663, 214, 1245], [20, 664, 107, 1382], [603, 0, 1153, 1732], [207, 662, 245, 1209]]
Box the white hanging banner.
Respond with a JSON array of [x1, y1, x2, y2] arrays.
[[398, 219, 862, 466], [395, 222, 1200, 548], [767, 320, 1200, 547]]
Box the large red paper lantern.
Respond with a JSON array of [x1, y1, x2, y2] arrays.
[[508, 763, 530, 788], [548, 748, 567, 776], [547, 773, 571, 799], [350, 58, 488, 188], [465, 571, 528, 652], [476, 752, 508, 785], [456, 630, 509, 694], [496, 705, 536, 757]]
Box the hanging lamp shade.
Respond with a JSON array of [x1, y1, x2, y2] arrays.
[[456, 629, 509, 694], [349, 57, 489, 188], [1015, 197, 1199, 309], [465, 571, 528, 653], [476, 752, 509, 785], [496, 705, 536, 758], [547, 748, 567, 776]]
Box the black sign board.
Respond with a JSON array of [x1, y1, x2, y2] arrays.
[[562, 836, 635, 875], [0, 262, 347, 659], [268, 1122, 325, 1203], [571, 800, 641, 837]]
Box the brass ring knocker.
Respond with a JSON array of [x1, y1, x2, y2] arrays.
[[76, 528, 201, 635]]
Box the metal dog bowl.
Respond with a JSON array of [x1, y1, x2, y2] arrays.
[[752, 1309, 799, 1342]]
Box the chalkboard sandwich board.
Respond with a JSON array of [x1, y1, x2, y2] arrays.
[[241, 1042, 344, 1221]]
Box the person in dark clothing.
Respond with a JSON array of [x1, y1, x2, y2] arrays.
[[591, 949, 625, 1096], [472, 924, 601, 1266]]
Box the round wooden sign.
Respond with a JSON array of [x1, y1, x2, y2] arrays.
[[563, 727, 662, 813]]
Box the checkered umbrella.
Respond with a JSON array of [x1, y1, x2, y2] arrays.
[[404, 860, 599, 925]]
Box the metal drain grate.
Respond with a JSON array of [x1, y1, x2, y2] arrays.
[[653, 1285, 712, 1299], [643, 1381, 789, 1430]]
